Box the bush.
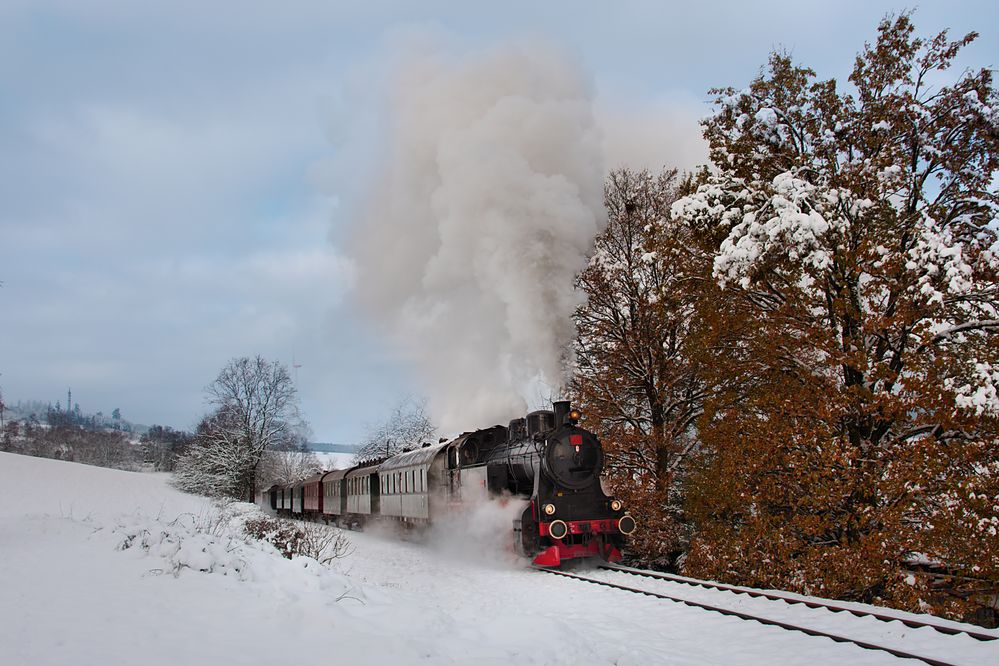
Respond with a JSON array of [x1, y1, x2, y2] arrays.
[[243, 517, 351, 564]]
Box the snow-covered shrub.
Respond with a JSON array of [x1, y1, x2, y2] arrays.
[[112, 512, 252, 579], [298, 521, 352, 565], [107, 503, 360, 606], [243, 516, 305, 559], [243, 516, 352, 565]]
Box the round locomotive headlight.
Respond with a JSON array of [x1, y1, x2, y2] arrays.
[[618, 514, 637, 535], [543, 503, 556, 516], [610, 499, 623, 512], [548, 519, 569, 540]]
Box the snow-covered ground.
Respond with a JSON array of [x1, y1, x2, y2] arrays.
[[2, 451, 996, 665]]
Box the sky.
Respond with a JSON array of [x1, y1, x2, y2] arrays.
[[1, 1, 995, 444]]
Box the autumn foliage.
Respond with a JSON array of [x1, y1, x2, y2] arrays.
[[572, 169, 709, 566], [574, 14, 999, 622]]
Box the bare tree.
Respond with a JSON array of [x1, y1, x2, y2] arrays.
[[354, 396, 436, 463], [174, 356, 304, 500], [258, 439, 322, 487], [141, 425, 193, 472]]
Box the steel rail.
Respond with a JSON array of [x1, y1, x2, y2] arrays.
[[599, 563, 998, 643], [536, 567, 961, 666]]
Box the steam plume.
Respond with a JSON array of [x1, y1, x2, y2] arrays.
[[350, 41, 605, 431]]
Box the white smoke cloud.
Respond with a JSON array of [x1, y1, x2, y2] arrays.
[[349, 39, 606, 432], [424, 495, 530, 568]]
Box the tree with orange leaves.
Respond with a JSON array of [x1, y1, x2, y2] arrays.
[[672, 13, 999, 620], [572, 168, 711, 566]]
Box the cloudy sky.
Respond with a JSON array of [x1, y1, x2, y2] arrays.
[[1, 1, 995, 444]]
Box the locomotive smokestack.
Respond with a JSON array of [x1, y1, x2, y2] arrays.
[[553, 400, 571, 427]]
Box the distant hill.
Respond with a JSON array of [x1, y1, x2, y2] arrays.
[[308, 442, 359, 454]]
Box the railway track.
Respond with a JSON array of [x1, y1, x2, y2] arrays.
[[536, 565, 998, 666], [599, 563, 998, 643]]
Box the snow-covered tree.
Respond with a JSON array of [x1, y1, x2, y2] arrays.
[[354, 396, 436, 463], [258, 440, 322, 487], [672, 14, 998, 617], [572, 168, 710, 566], [141, 425, 192, 472], [174, 356, 303, 500]]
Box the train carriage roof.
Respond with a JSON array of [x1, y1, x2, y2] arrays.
[[378, 441, 449, 471], [302, 473, 328, 486], [344, 462, 381, 479], [322, 466, 356, 482]]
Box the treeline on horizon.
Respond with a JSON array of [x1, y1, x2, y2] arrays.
[[0, 394, 187, 469]]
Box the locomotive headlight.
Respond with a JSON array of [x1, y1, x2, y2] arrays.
[[610, 499, 623, 512], [543, 503, 556, 516], [569, 409, 582, 422], [548, 520, 569, 540], [618, 514, 637, 535]]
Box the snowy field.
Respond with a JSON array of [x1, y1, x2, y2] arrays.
[[2, 451, 996, 666], [314, 451, 356, 469]]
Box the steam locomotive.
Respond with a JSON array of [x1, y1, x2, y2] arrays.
[[260, 401, 635, 567]]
